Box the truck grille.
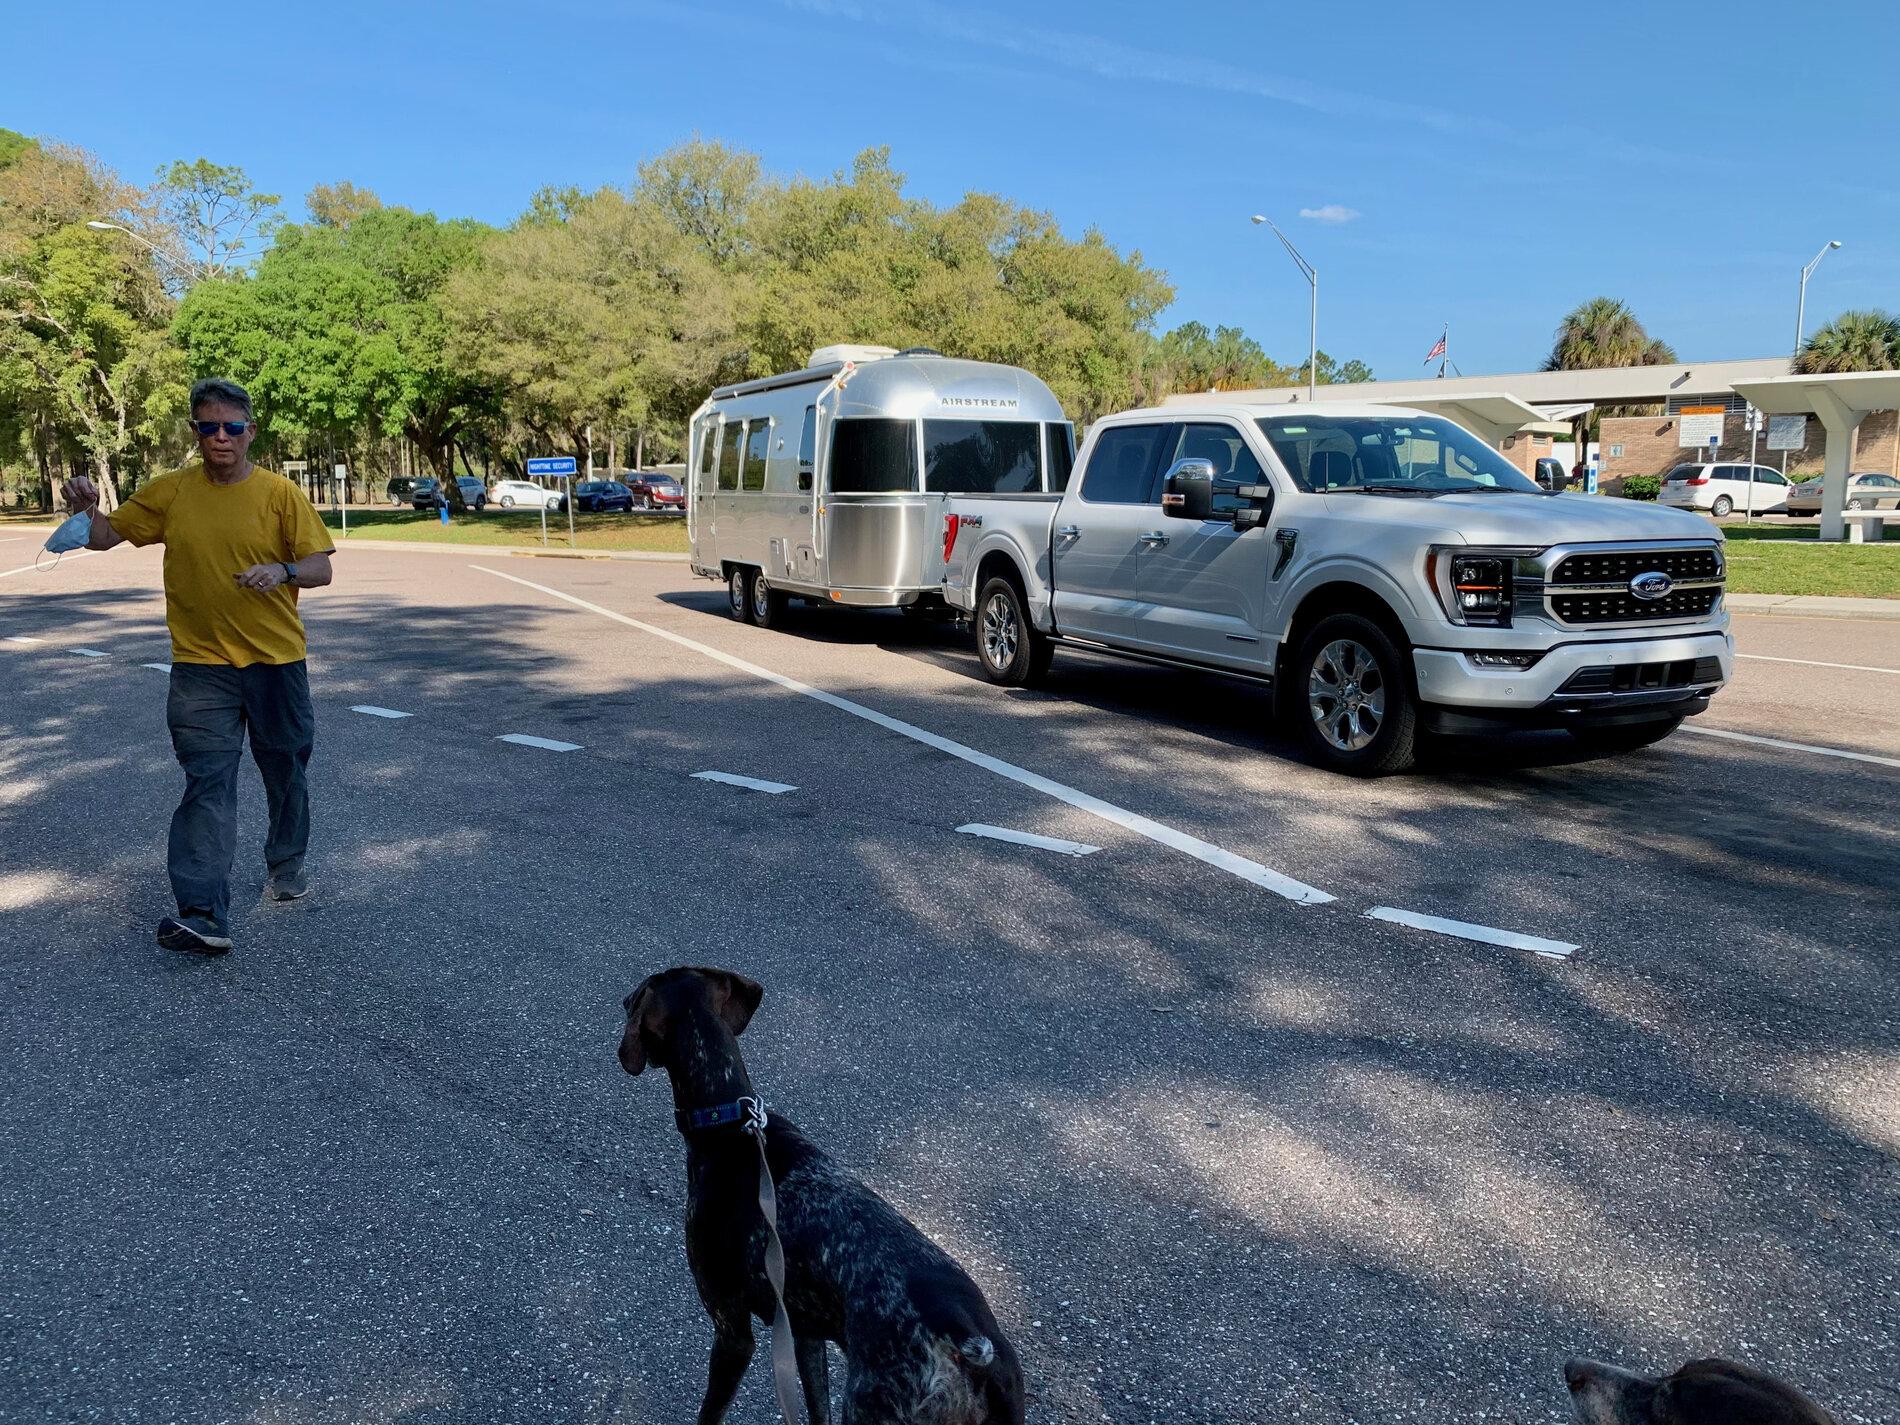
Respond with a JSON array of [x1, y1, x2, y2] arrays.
[[1549, 548, 1721, 586], [1545, 545, 1724, 625], [1558, 656, 1724, 695]]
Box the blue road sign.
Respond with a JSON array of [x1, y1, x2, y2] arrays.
[[527, 456, 577, 477]]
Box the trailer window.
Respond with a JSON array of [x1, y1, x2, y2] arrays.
[[1045, 422, 1075, 491], [695, 419, 718, 490], [828, 419, 918, 493], [922, 420, 1041, 495], [717, 422, 743, 492], [798, 406, 816, 492], [743, 419, 770, 492]]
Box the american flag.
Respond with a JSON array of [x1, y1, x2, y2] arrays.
[[1423, 329, 1447, 364]]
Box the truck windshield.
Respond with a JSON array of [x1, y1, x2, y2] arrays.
[[923, 420, 1042, 494], [829, 419, 918, 493], [1256, 415, 1540, 494]]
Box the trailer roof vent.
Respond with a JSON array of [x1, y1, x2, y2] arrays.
[[808, 343, 897, 367], [893, 346, 944, 358]]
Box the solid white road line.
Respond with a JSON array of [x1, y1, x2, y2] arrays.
[[351, 704, 413, 719], [497, 732, 582, 753], [142, 662, 171, 673], [693, 770, 797, 794], [1735, 653, 1900, 676], [0, 550, 95, 578], [68, 648, 108, 658], [471, 565, 1335, 905], [1681, 724, 1900, 770], [957, 823, 1102, 857], [1366, 907, 1578, 960]]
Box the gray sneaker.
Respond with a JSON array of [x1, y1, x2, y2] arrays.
[[157, 913, 232, 956], [265, 865, 310, 902]]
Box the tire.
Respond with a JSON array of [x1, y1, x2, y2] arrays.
[[500, 495, 515, 509], [748, 569, 788, 628], [728, 567, 753, 623], [638, 495, 652, 510], [1847, 498, 1865, 511], [974, 575, 1052, 687], [1568, 717, 1683, 755], [1292, 612, 1418, 776], [1711, 495, 1733, 517]]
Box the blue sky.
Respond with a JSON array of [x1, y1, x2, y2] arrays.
[[12, 1, 1897, 378]]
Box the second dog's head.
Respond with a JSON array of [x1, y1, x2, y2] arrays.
[[618, 966, 765, 1081], [1564, 1357, 1835, 1425]]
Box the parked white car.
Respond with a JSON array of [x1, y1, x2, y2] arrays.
[[491, 479, 564, 511], [1657, 462, 1790, 517], [1784, 471, 1900, 517]]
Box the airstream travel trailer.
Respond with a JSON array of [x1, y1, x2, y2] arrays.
[[687, 345, 1074, 624]]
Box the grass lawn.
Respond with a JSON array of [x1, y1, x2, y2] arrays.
[[1719, 523, 1900, 599], [319, 508, 690, 554]]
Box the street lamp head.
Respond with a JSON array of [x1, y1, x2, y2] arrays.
[[1828, 240, 1842, 249], [85, 221, 119, 232], [1250, 214, 1267, 225]]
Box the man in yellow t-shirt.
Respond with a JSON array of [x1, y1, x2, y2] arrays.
[[61, 378, 336, 956]]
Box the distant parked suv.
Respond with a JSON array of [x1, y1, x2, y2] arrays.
[[1657, 462, 1790, 517], [385, 476, 418, 506], [1784, 471, 1900, 516], [410, 476, 488, 511], [491, 478, 564, 511], [628, 471, 685, 509], [572, 480, 634, 513]]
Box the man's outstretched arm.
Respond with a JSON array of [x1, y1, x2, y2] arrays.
[[61, 478, 128, 550]]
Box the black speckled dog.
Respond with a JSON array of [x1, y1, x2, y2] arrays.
[[619, 966, 1024, 1425], [1564, 1357, 1837, 1425]]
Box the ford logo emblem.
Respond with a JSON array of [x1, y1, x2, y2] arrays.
[[1629, 571, 1673, 600]]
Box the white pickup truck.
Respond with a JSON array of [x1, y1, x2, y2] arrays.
[[939, 400, 1733, 774]]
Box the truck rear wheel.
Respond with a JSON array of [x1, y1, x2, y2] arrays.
[[975, 576, 1052, 687], [1292, 612, 1418, 775]]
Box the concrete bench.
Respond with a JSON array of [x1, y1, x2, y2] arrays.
[[1843, 510, 1900, 543]]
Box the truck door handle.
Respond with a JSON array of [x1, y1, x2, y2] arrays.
[[1056, 525, 1081, 539], [1138, 531, 1169, 546]]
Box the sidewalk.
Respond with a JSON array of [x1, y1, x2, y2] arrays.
[[1726, 593, 1900, 622]]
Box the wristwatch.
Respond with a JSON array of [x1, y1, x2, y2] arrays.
[[282, 562, 297, 585]]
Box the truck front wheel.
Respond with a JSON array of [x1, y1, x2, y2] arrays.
[[1292, 612, 1418, 775], [975, 576, 1052, 687]]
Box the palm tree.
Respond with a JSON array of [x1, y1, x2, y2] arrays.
[[1795, 309, 1900, 373], [1543, 297, 1677, 371]]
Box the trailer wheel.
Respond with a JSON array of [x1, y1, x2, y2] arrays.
[[727, 567, 753, 623], [975, 576, 1052, 687], [749, 569, 788, 628]]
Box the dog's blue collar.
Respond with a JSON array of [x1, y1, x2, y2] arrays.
[[675, 1095, 767, 1137]]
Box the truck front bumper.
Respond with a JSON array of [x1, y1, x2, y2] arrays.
[[1412, 631, 1733, 731]]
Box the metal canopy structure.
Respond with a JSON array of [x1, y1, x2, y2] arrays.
[[1731, 371, 1900, 541], [1206, 387, 1549, 449]]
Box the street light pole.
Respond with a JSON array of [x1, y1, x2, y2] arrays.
[[1793, 239, 1842, 357], [1252, 214, 1317, 401]]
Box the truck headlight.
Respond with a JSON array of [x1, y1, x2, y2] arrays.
[[1427, 546, 1529, 628]]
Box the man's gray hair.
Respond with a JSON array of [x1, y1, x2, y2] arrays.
[[189, 378, 254, 422]]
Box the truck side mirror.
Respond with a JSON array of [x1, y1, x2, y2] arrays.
[[1162, 458, 1216, 521]]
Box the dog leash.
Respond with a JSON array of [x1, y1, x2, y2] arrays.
[[738, 1096, 805, 1425]]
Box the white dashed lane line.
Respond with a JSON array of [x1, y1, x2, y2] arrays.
[[350, 705, 413, 719], [68, 648, 108, 658], [1367, 906, 1578, 960], [5, 635, 44, 644], [496, 733, 582, 753], [470, 565, 1336, 906], [1, 551, 94, 578], [142, 662, 171, 673], [957, 823, 1102, 857], [1735, 653, 1900, 676], [1681, 724, 1900, 771], [693, 770, 797, 794]]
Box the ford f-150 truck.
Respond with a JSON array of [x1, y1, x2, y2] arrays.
[[938, 401, 1732, 774]]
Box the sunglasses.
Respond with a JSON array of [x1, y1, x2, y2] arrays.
[[194, 420, 250, 437]]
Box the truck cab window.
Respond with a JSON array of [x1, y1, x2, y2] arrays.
[[1079, 424, 1172, 504], [1172, 423, 1264, 515]]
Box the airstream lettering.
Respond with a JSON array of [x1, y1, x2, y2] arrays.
[[688, 346, 1072, 626]]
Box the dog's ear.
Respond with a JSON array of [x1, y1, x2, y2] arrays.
[[692, 967, 764, 1037], [618, 977, 666, 1076]]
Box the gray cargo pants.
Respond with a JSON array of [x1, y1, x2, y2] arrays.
[[165, 661, 315, 927]]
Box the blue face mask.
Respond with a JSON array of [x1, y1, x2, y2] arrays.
[[44, 509, 93, 554]]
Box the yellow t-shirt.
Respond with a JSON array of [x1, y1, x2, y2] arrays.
[[109, 463, 335, 667]]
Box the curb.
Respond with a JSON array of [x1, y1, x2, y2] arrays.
[[1728, 593, 1900, 622]]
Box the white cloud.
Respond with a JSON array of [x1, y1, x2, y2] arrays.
[[1299, 205, 1361, 224]]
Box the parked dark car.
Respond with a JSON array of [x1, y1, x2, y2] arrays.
[[572, 480, 634, 513], [410, 476, 488, 511], [627, 471, 685, 509], [385, 476, 418, 505]]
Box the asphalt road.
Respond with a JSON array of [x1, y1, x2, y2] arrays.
[[1, 544, 1894, 1425]]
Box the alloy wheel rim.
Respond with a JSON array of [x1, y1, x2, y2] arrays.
[[982, 593, 1019, 668], [1308, 638, 1385, 752], [752, 577, 770, 619], [729, 574, 745, 615]]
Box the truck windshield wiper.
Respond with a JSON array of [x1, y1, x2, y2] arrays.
[[1336, 483, 1446, 496]]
